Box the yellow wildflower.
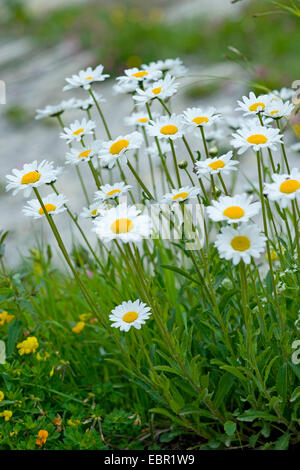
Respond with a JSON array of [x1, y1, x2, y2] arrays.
[[36, 429, 48, 447], [0, 311, 15, 326], [17, 336, 39, 356], [0, 410, 12, 421], [72, 321, 85, 334], [0, 391, 4, 402], [79, 312, 91, 322]]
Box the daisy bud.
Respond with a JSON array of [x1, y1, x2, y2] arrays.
[[178, 160, 188, 169], [208, 146, 218, 157]]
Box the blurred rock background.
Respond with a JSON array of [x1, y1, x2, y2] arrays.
[[0, 0, 299, 266]]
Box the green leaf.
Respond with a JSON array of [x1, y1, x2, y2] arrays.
[[7, 320, 22, 357], [224, 420, 236, 436], [237, 409, 278, 422], [160, 264, 202, 285], [274, 432, 290, 450]]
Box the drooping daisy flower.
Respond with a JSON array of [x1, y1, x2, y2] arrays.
[[116, 66, 162, 87], [65, 146, 98, 165], [147, 58, 188, 77], [73, 93, 105, 111], [236, 92, 271, 116], [6, 160, 61, 197], [60, 118, 96, 144], [231, 124, 283, 155], [35, 98, 77, 120], [161, 186, 201, 204], [93, 203, 151, 243], [195, 151, 238, 176], [124, 111, 160, 128], [113, 80, 138, 95], [182, 106, 220, 130], [264, 169, 300, 208], [23, 194, 68, 219], [109, 299, 152, 332], [98, 132, 143, 169], [63, 65, 109, 91], [207, 194, 260, 224], [270, 87, 295, 102], [147, 114, 185, 141], [263, 99, 294, 119], [215, 224, 266, 265], [94, 182, 132, 201], [80, 201, 107, 219], [133, 74, 178, 106]]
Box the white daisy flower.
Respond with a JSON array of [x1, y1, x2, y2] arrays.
[[264, 169, 300, 208], [207, 194, 260, 224], [80, 201, 107, 219], [182, 106, 220, 130], [94, 182, 132, 201], [215, 223, 266, 265], [236, 92, 271, 116], [93, 203, 151, 244], [161, 186, 201, 204], [35, 98, 77, 120], [147, 114, 185, 141], [63, 65, 109, 91], [98, 132, 143, 169], [195, 151, 239, 176], [6, 160, 61, 197], [263, 99, 294, 119], [109, 299, 152, 332], [133, 74, 178, 106], [147, 58, 188, 77], [124, 111, 160, 128], [270, 87, 295, 102], [23, 194, 68, 219], [116, 66, 162, 87], [113, 80, 138, 95], [60, 118, 96, 144], [73, 93, 105, 111], [231, 124, 283, 155], [65, 146, 98, 165]]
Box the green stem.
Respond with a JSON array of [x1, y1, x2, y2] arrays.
[[89, 88, 112, 140]]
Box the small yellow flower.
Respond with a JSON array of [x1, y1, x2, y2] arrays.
[[49, 367, 54, 377], [72, 321, 85, 334], [17, 336, 39, 356], [36, 351, 50, 361], [0, 410, 12, 422], [0, 391, 4, 402], [67, 419, 80, 427], [36, 429, 48, 447], [0, 311, 15, 326], [79, 313, 91, 322]]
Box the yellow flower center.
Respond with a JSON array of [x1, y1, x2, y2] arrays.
[[78, 149, 92, 158], [109, 139, 130, 154], [85, 76, 93, 80], [21, 171, 40, 185], [122, 311, 138, 323], [106, 189, 121, 196], [223, 206, 245, 219], [247, 134, 268, 145], [73, 128, 84, 135], [173, 192, 189, 201], [152, 87, 162, 95], [270, 110, 279, 115], [131, 71, 148, 78], [249, 102, 265, 112], [138, 117, 148, 123], [38, 203, 56, 215], [110, 218, 133, 234], [160, 125, 178, 135], [91, 209, 98, 216], [208, 160, 225, 170], [230, 236, 251, 251], [279, 179, 300, 194], [192, 116, 209, 125]]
